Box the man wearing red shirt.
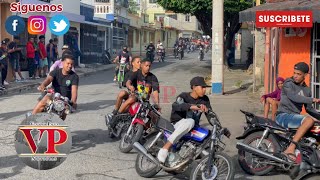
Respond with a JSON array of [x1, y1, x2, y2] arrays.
[[26, 37, 36, 79], [38, 35, 48, 77]]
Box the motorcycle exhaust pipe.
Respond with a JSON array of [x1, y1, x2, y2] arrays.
[[236, 142, 292, 165], [133, 142, 160, 165]]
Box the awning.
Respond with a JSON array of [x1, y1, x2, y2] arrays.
[[240, 0, 320, 23]]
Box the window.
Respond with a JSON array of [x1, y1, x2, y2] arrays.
[[149, 0, 157, 3], [185, 15, 190, 22], [107, 6, 109, 13], [95, 0, 110, 3], [103, 6, 106, 13], [167, 14, 177, 20], [128, 29, 134, 48]]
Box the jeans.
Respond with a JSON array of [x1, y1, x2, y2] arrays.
[[168, 118, 195, 144], [275, 112, 306, 129], [27, 58, 35, 78], [1, 63, 7, 85]]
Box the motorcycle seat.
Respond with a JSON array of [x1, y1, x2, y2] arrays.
[[156, 117, 175, 133], [253, 116, 298, 131]]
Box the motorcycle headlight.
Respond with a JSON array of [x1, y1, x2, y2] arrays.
[[53, 100, 65, 112]]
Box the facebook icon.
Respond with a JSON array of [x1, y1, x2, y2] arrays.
[[5, 15, 25, 36]]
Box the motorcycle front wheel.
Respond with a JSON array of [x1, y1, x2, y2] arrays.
[[190, 152, 235, 180], [119, 123, 144, 153], [135, 134, 164, 178]]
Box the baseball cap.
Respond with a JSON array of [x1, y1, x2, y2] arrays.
[[62, 45, 69, 49], [190, 76, 211, 87], [294, 62, 309, 73]]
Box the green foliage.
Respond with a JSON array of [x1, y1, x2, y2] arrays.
[[128, 0, 139, 15]]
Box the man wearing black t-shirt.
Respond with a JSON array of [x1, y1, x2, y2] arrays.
[[113, 46, 132, 81], [108, 58, 160, 127], [157, 76, 212, 163], [8, 36, 24, 81], [0, 40, 8, 90], [32, 54, 79, 119]]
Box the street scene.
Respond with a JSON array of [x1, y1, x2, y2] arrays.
[[1, 0, 320, 180]]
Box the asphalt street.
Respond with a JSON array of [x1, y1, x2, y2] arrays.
[[0, 52, 318, 180]]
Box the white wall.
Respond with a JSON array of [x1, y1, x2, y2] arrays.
[[52, 0, 80, 14]]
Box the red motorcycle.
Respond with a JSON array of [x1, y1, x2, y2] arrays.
[[119, 92, 161, 153]]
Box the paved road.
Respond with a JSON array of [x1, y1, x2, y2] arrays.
[[0, 52, 318, 180]]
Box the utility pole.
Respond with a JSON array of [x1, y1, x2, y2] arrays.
[[253, 0, 261, 93], [211, 0, 224, 94]]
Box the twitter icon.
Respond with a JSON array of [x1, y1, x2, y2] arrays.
[[49, 15, 70, 36]]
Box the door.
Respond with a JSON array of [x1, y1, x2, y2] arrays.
[[311, 23, 320, 110]]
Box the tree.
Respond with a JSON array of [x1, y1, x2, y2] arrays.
[[128, 0, 139, 15], [156, 0, 259, 50]]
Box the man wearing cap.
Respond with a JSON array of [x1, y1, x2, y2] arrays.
[[113, 45, 132, 82], [0, 40, 8, 90], [157, 76, 212, 163], [8, 36, 24, 82], [275, 62, 320, 162], [49, 47, 75, 73]]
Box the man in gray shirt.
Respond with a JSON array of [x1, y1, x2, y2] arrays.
[[276, 62, 320, 162]]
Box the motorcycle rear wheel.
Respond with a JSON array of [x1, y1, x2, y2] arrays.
[[119, 123, 144, 153], [238, 131, 280, 176]]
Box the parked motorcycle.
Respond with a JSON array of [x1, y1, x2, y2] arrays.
[[199, 47, 204, 61], [119, 91, 161, 153], [34, 88, 73, 120], [236, 110, 320, 179], [103, 49, 112, 64], [133, 108, 235, 179]]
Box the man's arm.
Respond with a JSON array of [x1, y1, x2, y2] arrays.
[[152, 90, 160, 105], [172, 94, 192, 112], [71, 85, 78, 108], [49, 44, 53, 58], [282, 81, 314, 104], [39, 75, 54, 91]]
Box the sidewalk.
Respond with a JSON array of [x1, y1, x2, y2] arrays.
[[0, 64, 115, 96]]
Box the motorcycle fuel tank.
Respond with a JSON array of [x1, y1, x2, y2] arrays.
[[183, 127, 209, 142], [129, 102, 141, 116]]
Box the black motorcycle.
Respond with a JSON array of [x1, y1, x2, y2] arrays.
[[236, 110, 320, 179]]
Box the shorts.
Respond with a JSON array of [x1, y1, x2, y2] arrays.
[[39, 58, 48, 68], [275, 112, 306, 129], [9, 58, 20, 71]]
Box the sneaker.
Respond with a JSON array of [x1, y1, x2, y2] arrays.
[[157, 148, 169, 163], [0, 86, 5, 90], [113, 77, 116, 82], [4, 81, 9, 85], [35, 76, 40, 79], [15, 79, 20, 83]]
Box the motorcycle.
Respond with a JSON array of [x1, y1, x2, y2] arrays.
[[116, 63, 128, 89], [199, 47, 204, 61], [178, 46, 183, 60], [133, 108, 235, 179], [119, 91, 161, 153], [146, 48, 155, 63], [34, 88, 73, 120], [236, 110, 320, 179], [157, 49, 165, 62], [174, 46, 179, 58], [103, 49, 112, 64]]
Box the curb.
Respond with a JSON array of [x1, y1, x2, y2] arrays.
[[1, 65, 115, 96]]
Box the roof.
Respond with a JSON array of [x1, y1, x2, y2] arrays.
[[240, 0, 320, 22]]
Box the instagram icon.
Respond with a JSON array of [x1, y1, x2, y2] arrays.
[[28, 16, 46, 35]]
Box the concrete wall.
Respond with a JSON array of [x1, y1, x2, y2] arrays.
[[254, 30, 266, 87], [0, 3, 13, 41], [53, 0, 80, 14], [240, 28, 253, 64]]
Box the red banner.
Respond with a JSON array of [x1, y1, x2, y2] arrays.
[[256, 11, 313, 27]]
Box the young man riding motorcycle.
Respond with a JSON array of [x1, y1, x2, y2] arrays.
[[146, 42, 156, 62], [113, 46, 132, 82], [275, 62, 320, 162], [108, 57, 141, 120], [32, 54, 79, 120], [109, 58, 160, 128], [157, 76, 212, 163], [156, 42, 165, 62]]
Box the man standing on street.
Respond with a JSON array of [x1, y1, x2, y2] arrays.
[[38, 35, 48, 77], [8, 36, 24, 82], [0, 40, 8, 90], [26, 37, 36, 79]]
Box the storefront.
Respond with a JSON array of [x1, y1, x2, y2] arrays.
[[240, 0, 320, 109]]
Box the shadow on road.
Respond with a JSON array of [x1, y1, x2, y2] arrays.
[[76, 100, 114, 112], [0, 155, 25, 179], [224, 83, 253, 95], [71, 128, 116, 154], [0, 110, 29, 122]]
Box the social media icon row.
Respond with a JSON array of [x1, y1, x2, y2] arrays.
[[5, 15, 70, 36]]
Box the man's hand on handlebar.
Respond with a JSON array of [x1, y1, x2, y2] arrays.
[[128, 85, 135, 93], [37, 85, 46, 92]]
